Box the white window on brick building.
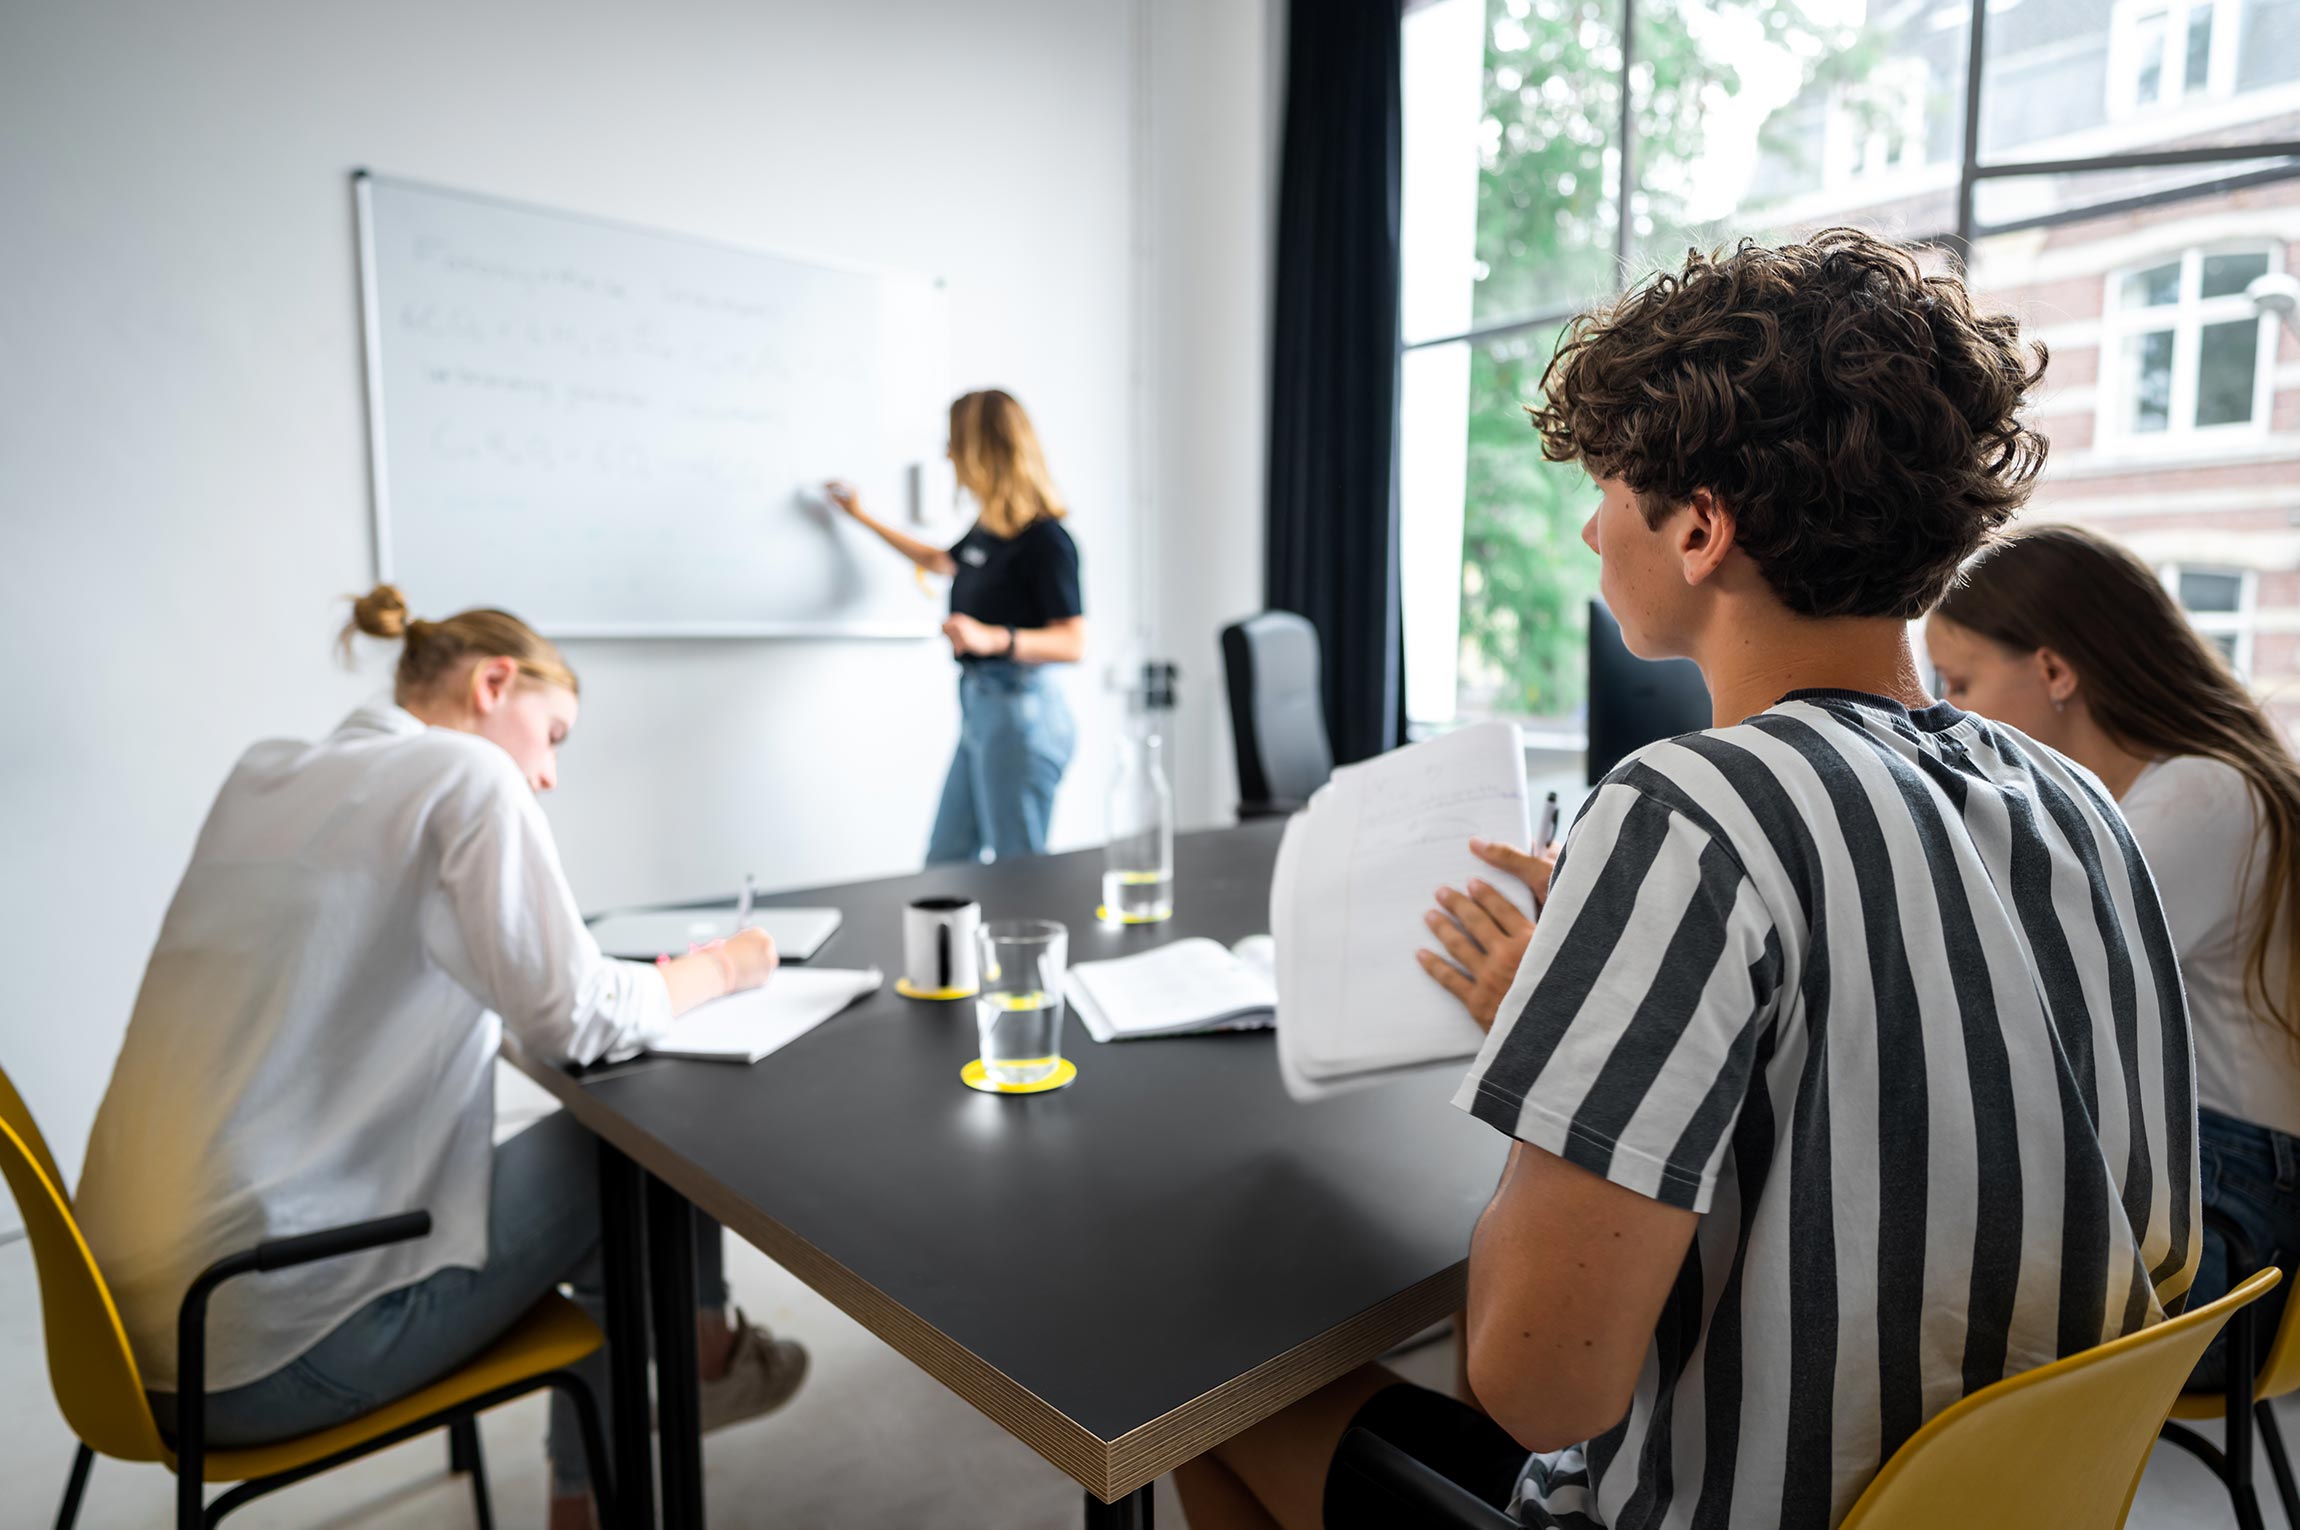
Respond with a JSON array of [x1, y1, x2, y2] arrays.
[[2164, 563, 2258, 673], [2102, 244, 2279, 445], [2108, 0, 2241, 116]]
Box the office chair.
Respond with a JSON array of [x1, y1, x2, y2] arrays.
[[1586, 599, 1710, 785], [0, 1068, 615, 1530], [2161, 1207, 2300, 1530], [1329, 1267, 2279, 1530], [1221, 610, 1334, 818]]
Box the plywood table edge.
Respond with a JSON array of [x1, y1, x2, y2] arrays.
[[1099, 1263, 1468, 1498], [511, 1049, 1469, 1502], [508, 1050, 1117, 1490]]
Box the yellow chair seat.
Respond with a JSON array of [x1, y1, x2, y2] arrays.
[[2170, 1389, 2245, 1420], [179, 1294, 601, 1481]]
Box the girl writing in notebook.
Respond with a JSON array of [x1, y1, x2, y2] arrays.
[[1931, 524, 2300, 1387], [76, 587, 807, 1530], [826, 387, 1087, 864]]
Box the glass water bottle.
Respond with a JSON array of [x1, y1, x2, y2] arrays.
[[1103, 661, 1177, 924]]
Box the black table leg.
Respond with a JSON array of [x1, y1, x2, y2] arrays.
[[598, 1140, 655, 1530], [647, 1173, 706, 1529], [1084, 1485, 1153, 1529]]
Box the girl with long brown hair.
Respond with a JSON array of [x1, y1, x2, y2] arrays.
[[1931, 523, 2300, 1384], [826, 388, 1086, 863], [76, 588, 806, 1530]]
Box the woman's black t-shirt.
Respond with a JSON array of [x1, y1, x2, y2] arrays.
[[948, 517, 1083, 653]]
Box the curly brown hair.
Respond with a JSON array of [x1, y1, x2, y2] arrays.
[[1530, 228, 2049, 619]]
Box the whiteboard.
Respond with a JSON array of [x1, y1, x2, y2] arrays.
[[355, 172, 951, 637]]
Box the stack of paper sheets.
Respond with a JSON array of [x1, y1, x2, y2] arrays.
[[1274, 722, 1531, 1101], [1066, 937, 1276, 1042], [644, 967, 883, 1063]]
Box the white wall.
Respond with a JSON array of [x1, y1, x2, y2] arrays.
[[0, 0, 1276, 1215], [1146, 0, 1282, 830]]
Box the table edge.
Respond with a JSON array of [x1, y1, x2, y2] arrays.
[[510, 1046, 1470, 1500]]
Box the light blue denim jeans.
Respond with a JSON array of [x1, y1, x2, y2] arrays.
[[150, 1109, 728, 1496], [926, 661, 1076, 865]]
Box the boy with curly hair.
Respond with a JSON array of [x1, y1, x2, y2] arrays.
[[1176, 229, 2198, 1529]]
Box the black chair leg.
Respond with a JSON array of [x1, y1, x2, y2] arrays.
[[2259, 1401, 2300, 1530], [555, 1374, 619, 1529], [449, 1418, 493, 1530], [54, 1443, 93, 1530]]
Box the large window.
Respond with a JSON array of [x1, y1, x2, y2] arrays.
[[1401, 0, 2300, 735], [2101, 245, 2279, 441]]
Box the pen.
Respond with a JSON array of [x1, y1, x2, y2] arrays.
[[735, 872, 755, 933], [1536, 791, 1560, 851]]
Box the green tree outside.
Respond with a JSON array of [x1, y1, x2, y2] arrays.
[[1459, 0, 1847, 719]]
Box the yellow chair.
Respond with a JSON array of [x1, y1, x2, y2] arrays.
[[2160, 1208, 2300, 1530], [1334, 1268, 2279, 1529], [1840, 1266, 2281, 1529], [0, 1082, 616, 1529]]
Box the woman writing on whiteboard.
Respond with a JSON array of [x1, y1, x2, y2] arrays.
[[827, 387, 1086, 863], [76, 588, 807, 1530]]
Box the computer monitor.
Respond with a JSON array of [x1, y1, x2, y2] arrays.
[[1586, 599, 1712, 785]]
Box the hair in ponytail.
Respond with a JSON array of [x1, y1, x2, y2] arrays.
[[338, 584, 578, 702]]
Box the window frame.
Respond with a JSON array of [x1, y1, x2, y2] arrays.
[[2162, 562, 2258, 676], [2105, 0, 2241, 120], [1397, 0, 2300, 733], [2096, 242, 2282, 452]]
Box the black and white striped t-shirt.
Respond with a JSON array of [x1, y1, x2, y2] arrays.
[[1455, 691, 2198, 1529]]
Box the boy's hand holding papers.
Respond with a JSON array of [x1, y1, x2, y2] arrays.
[[1418, 836, 1558, 1030], [1273, 723, 1541, 1100]]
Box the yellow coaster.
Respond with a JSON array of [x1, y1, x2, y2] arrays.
[[961, 1057, 1078, 1095], [896, 977, 978, 1001], [1096, 903, 1174, 926]]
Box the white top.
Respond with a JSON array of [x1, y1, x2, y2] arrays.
[[76, 703, 673, 1391], [2120, 753, 2300, 1138]]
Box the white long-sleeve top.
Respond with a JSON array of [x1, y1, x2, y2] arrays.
[[2120, 753, 2300, 1138], [76, 702, 673, 1391]]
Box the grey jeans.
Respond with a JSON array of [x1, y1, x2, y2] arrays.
[[150, 1109, 728, 1495]]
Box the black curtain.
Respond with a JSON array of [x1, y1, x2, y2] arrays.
[[1265, 0, 1404, 766]]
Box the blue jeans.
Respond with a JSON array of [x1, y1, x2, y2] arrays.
[[2188, 1106, 2300, 1390], [151, 1110, 728, 1496], [926, 661, 1076, 865]]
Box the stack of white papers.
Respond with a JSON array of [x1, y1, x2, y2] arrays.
[[645, 967, 883, 1063], [1274, 722, 1531, 1101], [1066, 937, 1277, 1043]]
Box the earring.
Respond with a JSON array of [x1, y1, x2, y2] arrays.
[[2052, 696, 2067, 714]]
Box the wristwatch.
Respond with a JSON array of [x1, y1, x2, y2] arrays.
[[1003, 625, 1019, 657]]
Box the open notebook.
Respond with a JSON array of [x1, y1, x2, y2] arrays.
[[643, 968, 882, 1063], [1275, 721, 1530, 1101], [1065, 937, 1276, 1043]]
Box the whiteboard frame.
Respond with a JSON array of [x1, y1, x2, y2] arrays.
[[351, 169, 949, 641]]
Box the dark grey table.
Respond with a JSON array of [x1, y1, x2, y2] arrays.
[[516, 821, 1507, 1529]]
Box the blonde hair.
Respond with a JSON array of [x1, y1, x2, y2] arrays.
[[950, 389, 1065, 538], [338, 584, 578, 703]]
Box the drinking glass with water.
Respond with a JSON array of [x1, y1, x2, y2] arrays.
[[974, 919, 1068, 1087]]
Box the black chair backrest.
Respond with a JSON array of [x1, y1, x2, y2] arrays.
[[1221, 611, 1335, 817], [1587, 599, 1712, 785]]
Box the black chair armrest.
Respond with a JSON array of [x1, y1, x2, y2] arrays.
[[1237, 798, 1305, 822], [1327, 1426, 1520, 1530], [245, 1211, 433, 1274], [170, 1212, 431, 1517]]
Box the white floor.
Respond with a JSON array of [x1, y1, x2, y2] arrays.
[[1, 1071, 2280, 1526]]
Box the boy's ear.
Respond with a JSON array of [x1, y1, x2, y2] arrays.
[[1678, 488, 1737, 586]]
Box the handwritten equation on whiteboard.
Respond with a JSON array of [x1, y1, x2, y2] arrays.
[[359, 174, 948, 635]]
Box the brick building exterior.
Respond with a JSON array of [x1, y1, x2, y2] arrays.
[[1744, 0, 2300, 716]]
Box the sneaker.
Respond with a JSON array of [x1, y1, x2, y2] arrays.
[[697, 1311, 809, 1434]]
